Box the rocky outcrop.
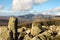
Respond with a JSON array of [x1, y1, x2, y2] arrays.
[[0, 16, 18, 40], [1, 16, 60, 40], [31, 22, 42, 36], [8, 16, 18, 40]]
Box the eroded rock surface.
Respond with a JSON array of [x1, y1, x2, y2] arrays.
[[1, 16, 60, 40]]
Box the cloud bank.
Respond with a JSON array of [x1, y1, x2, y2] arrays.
[[54, 7, 60, 12], [12, 0, 32, 11], [12, 0, 48, 11], [41, 7, 60, 15]]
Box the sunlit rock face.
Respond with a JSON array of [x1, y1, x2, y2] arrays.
[[8, 16, 16, 39], [31, 36, 40, 40], [23, 34, 31, 40], [0, 26, 9, 40], [8, 16, 18, 40], [31, 22, 42, 36], [8, 16, 16, 31], [0, 16, 18, 40]]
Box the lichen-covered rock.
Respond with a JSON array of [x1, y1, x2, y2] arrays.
[[8, 16, 17, 32], [1, 16, 60, 40], [0, 27, 9, 40], [18, 27, 26, 33], [39, 31, 52, 40], [26, 29, 31, 34], [8, 16, 18, 40], [38, 34, 46, 40], [31, 22, 41, 36], [23, 34, 31, 40], [42, 30, 51, 37], [31, 36, 40, 40]]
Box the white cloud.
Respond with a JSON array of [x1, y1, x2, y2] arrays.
[[55, 13, 60, 15], [41, 7, 60, 15], [12, 0, 33, 11], [33, 0, 48, 4], [0, 4, 3, 10], [53, 7, 60, 12], [12, 0, 48, 11]]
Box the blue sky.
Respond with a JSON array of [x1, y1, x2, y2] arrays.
[[0, 0, 60, 16], [0, 0, 12, 10], [32, 0, 60, 11]]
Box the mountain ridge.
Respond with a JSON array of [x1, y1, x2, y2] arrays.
[[0, 14, 60, 26]]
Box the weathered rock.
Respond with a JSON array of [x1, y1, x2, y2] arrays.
[[42, 30, 51, 37], [38, 34, 46, 40], [0, 27, 9, 40], [55, 26, 60, 36], [18, 27, 26, 33], [31, 36, 40, 40], [31, 22, 41, 36], [23, 34, 31, 40], [54, 36, 60, 40], [49, 25, 57, 31], [8, 16, 18, 40], [1, 16, 60, 40], [26, 29, 31, 34]]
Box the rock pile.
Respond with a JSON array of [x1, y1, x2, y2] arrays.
[[18, 22, 60, 40]]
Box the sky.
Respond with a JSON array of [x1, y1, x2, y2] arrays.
[[0, 0, 60, 16]]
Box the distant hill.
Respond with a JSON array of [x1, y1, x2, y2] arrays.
[[0, 16, 9, 26], [0, 14, 34, 26], [0, 14, 60, 26], [17, 14, 34, 24], [32, 14, 53, 21], [18, 14, 34, 19]]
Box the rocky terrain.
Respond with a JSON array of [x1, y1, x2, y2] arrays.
[[18, 23, 60, 40], [0, 16, 60, 40]]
